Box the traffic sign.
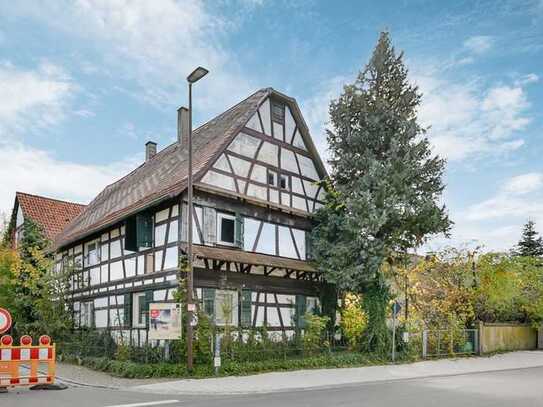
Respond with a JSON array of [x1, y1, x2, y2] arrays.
[[0, 308, 12, 335]]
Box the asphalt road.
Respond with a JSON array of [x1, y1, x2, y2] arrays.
[[3, 366, 543, 407]]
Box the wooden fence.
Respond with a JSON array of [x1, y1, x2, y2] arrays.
[[478, 322, 537, 354]]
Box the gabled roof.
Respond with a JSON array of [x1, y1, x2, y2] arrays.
[[15, 192, 86, 241], [55, 87, 327, 250]]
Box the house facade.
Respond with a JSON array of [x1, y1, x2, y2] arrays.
[[53, 88, 328, 345]]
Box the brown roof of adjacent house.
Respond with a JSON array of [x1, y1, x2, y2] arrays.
[[55, 87, 327, 250], [15, 192, 86, 241]]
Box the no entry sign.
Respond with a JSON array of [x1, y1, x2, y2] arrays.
[[0, 308, 12, 334]]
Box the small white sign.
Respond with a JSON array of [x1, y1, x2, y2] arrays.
[[214, 357, 221, 368], [402, 332, 409, 343], [187, 303, 196, 312]]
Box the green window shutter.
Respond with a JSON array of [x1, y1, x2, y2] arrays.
[[235, 213, 244, 248], [125, 216, 138, 252], [145, 291, 154, 328], [240, 289, 252, 327], [137, 212, 153, 248], [203, 288, 215, 320], [296, 294, 307, 329], [123, 293, 132, 328], [305, 232, 313, 260]]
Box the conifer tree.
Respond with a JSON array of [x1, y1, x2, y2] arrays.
[[312, 32, 451, 353], [515, 220, 543, 257]]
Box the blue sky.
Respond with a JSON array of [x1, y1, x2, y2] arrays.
[[0, 0, 541, 251]]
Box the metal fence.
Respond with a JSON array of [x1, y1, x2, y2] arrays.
[[422, 329, 479, 358]]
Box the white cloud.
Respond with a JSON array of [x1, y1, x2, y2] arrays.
[[0, 141, 139, 213], [464, 35, 494, 54], [6, 1, 255, 115], [465, 173, 543, 223], [415, 73, 534, 162], [0, 61, 75, 136], [502, 173, 543, 195]]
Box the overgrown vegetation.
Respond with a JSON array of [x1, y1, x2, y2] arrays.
[[0, 219, 73, 340]]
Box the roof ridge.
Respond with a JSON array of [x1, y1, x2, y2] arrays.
[[16, 191, 87, 207]]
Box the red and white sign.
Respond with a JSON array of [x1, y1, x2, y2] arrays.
[[0, 308, 12, 335]]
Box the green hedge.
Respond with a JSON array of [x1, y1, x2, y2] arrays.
[[62, 352, 397, 379]]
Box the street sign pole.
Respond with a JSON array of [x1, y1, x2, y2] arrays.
[[392, 308, 396, 363]]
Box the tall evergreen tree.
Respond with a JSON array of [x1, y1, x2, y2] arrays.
[[515, 220, 543, 257], [312, 32, 451, 353]]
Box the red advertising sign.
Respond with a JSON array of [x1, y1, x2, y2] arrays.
[[0, 308, 12, 335]]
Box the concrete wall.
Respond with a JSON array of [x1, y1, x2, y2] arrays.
[[479, 322, 537, 353]]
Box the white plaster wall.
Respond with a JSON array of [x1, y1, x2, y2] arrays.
[[228, 155, 252, 178], [257, 141, 278, 166], [298, 154, 319, 180], [246, 113, 262, 132], [280, 148, 299, 174], [228, 132, 260, 157], [292, 131, 307, 150], [250, 164, 267, 184], [247, 183, 267, 201], [213, 154, 231, 173], [273, 122, 284, 141], [285, 106, 296, 142], [259, 99, 271, 136], [201, 170, 236, 192]]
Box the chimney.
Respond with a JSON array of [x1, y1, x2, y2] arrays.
[[145, 141, 157, 161], [177, 106, 189, 145]]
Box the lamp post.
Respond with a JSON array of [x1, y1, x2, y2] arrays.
[[186, 66, 208, 371]]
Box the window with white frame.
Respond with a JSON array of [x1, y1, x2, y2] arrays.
[[217, 212, 236, 245], [132, 292, 147, 328], [84, 240, 100, 267]]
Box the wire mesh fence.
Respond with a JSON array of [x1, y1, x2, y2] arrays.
[[422, 329, 479, 358]]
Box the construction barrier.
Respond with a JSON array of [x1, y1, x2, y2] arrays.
[[0, 334, 56, 388]]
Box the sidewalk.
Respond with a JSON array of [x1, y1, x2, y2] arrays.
[[130, 351, 543, 395]]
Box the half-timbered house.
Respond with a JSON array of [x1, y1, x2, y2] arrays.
[[53, 88, 328, 344]]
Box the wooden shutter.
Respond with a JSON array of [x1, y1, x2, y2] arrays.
[[125, 216, 138, 252], [136, 212, 153, 248], [203, 288, 215, 320], [295, 294, 307, 329], [235, 213, 244, 248], [240, 289, 252, 327], [305, 232, 313, 260], [144, 291, 154, 328], [203, 207, 216, 245], [123, 293, 132, 328]]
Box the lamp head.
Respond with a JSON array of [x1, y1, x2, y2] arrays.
[[187, 66, 209, 83]]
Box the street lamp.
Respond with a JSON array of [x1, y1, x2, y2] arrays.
[[186, 66, 208, 371]]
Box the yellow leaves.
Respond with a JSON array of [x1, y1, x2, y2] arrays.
[[341, 293, 367, 349]]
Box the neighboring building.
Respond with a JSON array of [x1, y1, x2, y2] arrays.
[[53, 88, 328, 345], [7, 192, 86, 249]]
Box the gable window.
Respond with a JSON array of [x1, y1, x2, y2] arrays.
[[217, 212, 236, 245], [272, 102, 285, 124]]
